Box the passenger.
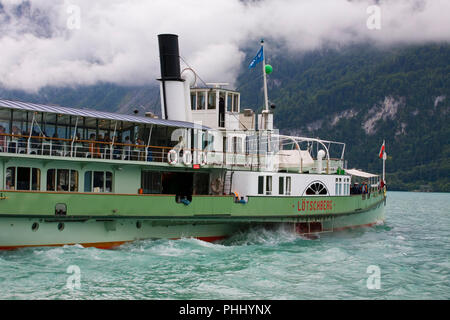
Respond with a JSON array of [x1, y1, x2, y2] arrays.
[[31, 129, 40, 151], [74, 132, 81, 142], [18, 129, 29, 153], [136, 138, 145, 161], [89, 133, 100, 158], [97, 134, 104, 157], [103, 134, 112, 158], [73, 132, 83, 157], [11, 126, 21, 136], [174, 136, 185, 157], [123, 136, 131, 160], [9, 126, 21, 153], [113, 134, 122, 159], [363, 182, 368, 194]]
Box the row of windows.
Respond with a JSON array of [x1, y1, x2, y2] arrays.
[[190, 91, 239, 112], [4, 166, 113, 193], [258, 176, 292, 196], [335, 177, 350, 196]]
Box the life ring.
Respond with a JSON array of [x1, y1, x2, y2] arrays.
[[167, 149, 177, 165], [182, 150, 192, 165], [210, 178, 223, 194]]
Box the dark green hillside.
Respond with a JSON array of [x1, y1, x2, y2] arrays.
[[237, 43, 450, 191]]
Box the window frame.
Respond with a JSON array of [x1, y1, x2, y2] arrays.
[[47, 169, 78, 192], [6, 166, 40, 191], [84, 170, 113, 193]]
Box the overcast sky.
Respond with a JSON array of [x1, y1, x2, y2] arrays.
[[0, 0, 449, 92]]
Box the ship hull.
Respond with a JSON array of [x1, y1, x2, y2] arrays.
[[0, 190, 386, 249], [0, 218, 243, 249]]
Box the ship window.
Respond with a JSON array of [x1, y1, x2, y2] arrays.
[[226, 93, 232, 112], [286, 177, 291, 195], [190, 92, 197, 110], [105, 172, 112, 192], [47, 169, 78, 192], [71, 170, 79, 192], [232, 137, 243, 154], [207, 91, 216, 109], [84, 171, 113, 193], [279, 177, 284, 195], [305, 182, 328, 196], [93, 171, 104, 192], [5, 167, 15, 190], [258, 176, 264, 195], [197, 91, 205, 110], [57, 169, 69, 191], [141, 171, 162, 194], [6, 167, 40, 191], [32, 168, 41, 191], [84, 171, 92, 192], [232, 94, 239, 112], [266, 176, 272, 195], [17, 167, 30, 190]]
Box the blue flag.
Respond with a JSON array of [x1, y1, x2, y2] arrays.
[[248, 46, 264, 69]]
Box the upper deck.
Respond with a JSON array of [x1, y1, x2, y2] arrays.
[[0, 98, 346, 174]]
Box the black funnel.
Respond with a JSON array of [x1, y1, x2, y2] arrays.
[[158, 34, 182, 81]]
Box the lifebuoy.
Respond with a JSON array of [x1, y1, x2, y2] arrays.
[[183, 150, 192, 165], [167, 149, 177, 165]]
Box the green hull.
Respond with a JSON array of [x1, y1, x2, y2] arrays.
[[0, 189, 386, 249]]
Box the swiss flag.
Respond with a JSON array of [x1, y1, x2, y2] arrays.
[[379, 140, 385, 159]]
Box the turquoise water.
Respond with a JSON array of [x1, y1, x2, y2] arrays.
[[0, 191, 449, 300]]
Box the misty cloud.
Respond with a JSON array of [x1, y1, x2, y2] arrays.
[[0, 0, 449, 92]]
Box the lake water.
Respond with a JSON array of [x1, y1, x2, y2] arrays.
[[0, 191, 449, 300]]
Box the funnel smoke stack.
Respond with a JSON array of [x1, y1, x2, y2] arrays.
[[157, 34, 192, 122], [158, 34, 182, 81]]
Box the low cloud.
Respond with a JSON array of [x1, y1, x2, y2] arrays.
[[0, 0, 449, 92]]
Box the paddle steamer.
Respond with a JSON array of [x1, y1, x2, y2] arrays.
[[0, 34, 386, 249]]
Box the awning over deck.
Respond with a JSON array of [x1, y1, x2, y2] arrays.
[[345, 168, 378, 178], [0, 99, 210, 130]]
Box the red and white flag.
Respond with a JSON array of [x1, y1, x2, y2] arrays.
[[379, 140, 385, 159]]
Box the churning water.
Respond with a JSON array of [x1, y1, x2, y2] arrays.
[[0, 191, 449, 299]]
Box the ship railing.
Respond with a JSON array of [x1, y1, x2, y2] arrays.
[[0, 132, 249, 167], [0, 133, 171, 163], [0, 132, 344, 172]]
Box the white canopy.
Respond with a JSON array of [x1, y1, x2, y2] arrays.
[[345, 169, 378, 178], [276, 150, 314, 172]]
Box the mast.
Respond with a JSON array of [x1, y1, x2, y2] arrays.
[[261, 39, 269, 112]]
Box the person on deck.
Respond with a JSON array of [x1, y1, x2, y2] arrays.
[[123, 136, 131, 160], [89, 133, 100, 158]]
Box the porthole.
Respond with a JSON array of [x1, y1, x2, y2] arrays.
[[57, 222, 65, 231], [31, 222, 39, 232], [136, 221, 142, 229]]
